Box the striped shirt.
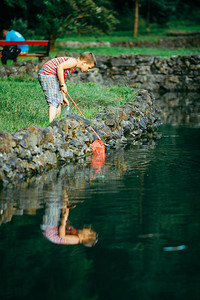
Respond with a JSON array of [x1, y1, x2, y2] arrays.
[[39, 57, 77, 78], [43, 223, 78, 245]]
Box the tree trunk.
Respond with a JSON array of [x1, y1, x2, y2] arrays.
[[133, 0, 139, 37], [50, 34, 56, 51], [146, 0, 150, 33]]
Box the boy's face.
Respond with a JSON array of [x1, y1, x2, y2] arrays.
[[80, 61, 94, 73]]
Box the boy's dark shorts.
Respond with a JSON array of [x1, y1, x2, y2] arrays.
[[38, 73, 63, 108]]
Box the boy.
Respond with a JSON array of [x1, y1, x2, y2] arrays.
[[38, 52, 96, 122]]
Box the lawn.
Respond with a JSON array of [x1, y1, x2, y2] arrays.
[[1, 22, 199, 67], [56, 21, 200, 43], [54, 22, 200, 57], [0, 78, 137, 133], [2, 45, 199, 68], [52, 47, 200, 57], [0, 22, 199, 132]]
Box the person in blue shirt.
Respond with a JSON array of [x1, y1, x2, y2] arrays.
[[3, 29, 29, 53]]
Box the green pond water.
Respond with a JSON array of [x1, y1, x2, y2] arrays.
[[0, 94, 200, 300]]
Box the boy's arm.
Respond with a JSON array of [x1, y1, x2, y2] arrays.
[[57, 57, 77, 94], [59, 208, 69, 238], [58, 210, 80, 244], [61, 91, 69, 106]]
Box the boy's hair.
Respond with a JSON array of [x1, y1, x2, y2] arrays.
[[82, 231, 98, 247], [79, 52, 96, 66]]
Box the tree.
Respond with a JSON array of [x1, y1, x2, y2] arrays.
[[133, 0, 139, 37], [146, 0, 150, 33], [2, 0, 44, 35], [2, 0, 118, 49], [2, 0, 200, 42], [37, 0, 119, 49], [141, 0, 179, 25]]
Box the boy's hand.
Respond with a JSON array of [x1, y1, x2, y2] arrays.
[[63, 98, 69, 106], [60, 84, 67, 94], [61, 91, 69, 106]]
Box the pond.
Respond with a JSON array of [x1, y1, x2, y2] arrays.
[[0, 92, 200, 300]]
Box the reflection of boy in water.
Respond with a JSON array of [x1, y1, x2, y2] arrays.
[[42, 202, 98, 246], [59, 206, 98, 246]]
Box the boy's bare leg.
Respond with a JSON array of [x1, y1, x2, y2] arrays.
[[48, 104, 62, 122], [55, 104, 61, 118], [49, 106, 58, 123]]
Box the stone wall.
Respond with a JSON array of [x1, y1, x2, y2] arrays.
[[0, 90, 160, 186], [56, 35, 200, 49], [1, 53, 199, 91], [92, 53, 200, 91], [154, 92, 200, 126], [110, 35, 200, 49], [66, 53, 200, 92]]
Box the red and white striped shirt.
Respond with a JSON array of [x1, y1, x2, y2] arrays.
[[39, 57, 77, 78], [43, 223, 79, 245]]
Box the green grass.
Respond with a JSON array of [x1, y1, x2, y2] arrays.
[[68, 82, 137, 119], [1, 22, 199, 67], [1, 45, 199, 68], [53, 47, 200, 57], [0, 77, 49, 132], [54, 21, 200, 57], [56, 22, 200, 43], [0, 78, 137, 133]]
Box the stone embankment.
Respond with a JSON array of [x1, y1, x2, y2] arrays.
[[110, 35, 200, 49], [154, 92, 200, 126], [75, 53, 200, 91], [0, 53, 199, 91], [57, 34, 200, 49], [0, 90, 160, 186]]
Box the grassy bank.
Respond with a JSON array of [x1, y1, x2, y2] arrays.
[[0, 77, 136, 133], [1, 46, 199, 68], [53, 47, 200, 57], [1, 23, 200, 67], [56, 22, 200, 43], [55, 23, 200, 57]]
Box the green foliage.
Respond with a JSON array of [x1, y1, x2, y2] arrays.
[[142, 0, 179, 24], [9, 18, 35, 38], [109, 0, 200, 29], [10, 18, 28, 35], [0, 78, 137, 132], [37, 0, 119, 44], [1, 0, 200, 42], [4, 0, 27, 10]]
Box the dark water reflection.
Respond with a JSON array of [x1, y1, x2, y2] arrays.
[[0, 92, 200, 300], [155, 91, 200, 127]]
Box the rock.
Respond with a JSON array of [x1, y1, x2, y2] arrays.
[[139, 118, 147, 129], [0, 131, 16, 153], [58, 149, 74, 160], [42, 151, 57, 165], [1, 54, 200, 91], [0, 137, 11, 154], [0, 89, 160, 184], [18, 148, 32, 159]]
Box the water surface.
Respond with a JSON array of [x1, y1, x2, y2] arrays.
[[0, 93, 200, 300]]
